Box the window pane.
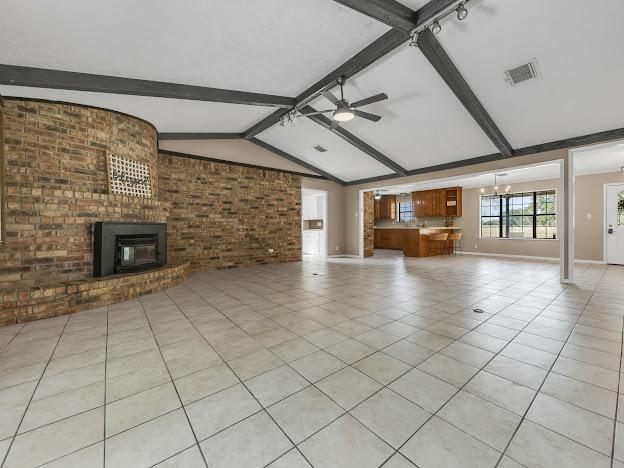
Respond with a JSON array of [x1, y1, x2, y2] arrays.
[[481, 217, 499, 238], [481, 197, 491, 216], [491, 198, 500, 216]]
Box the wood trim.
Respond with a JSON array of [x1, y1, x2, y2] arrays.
[[158, 148, 327, 181], [0, 65, 295, 108], [416, 29, 513, 158], [248, 138, 346, 185], [243, 28, 410, 139], [302, 105, 408, 176], [345, 126, 624, 186]]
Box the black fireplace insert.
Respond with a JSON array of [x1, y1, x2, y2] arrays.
[[93, 222, 166, 277]]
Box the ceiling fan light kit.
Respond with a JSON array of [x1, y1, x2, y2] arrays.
[[333, 107, 355, 122], [298, 75, 388, 127]]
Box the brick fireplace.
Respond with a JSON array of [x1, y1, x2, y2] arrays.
[[0, 97, 302, 325]]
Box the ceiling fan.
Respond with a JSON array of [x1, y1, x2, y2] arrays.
[[299, 76, 388, 129]]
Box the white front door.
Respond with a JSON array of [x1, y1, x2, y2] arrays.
[[606, 183, 624, 265]]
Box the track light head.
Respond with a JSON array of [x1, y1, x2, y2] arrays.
[[431, 20, 441, 35], [456, 3, 468, 20], [408, 33, 418, 48]]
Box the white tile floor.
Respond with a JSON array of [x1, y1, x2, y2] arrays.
[[1, 250, 624, 467]]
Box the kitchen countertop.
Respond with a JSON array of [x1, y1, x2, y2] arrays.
[[373, 226, 462, 230]]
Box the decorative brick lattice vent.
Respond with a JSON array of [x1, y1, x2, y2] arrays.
[[108, 153, 152, 198]]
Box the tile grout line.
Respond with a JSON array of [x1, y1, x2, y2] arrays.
[[609, 315, 624, 468], [102, 306, 109, 468], [161, 288, 318, 468], [0, 316, 71, 468], [494, 267, 609, 467], [380, 270, 587, 465], [176, 262, 569, 465], [1, 259, 612, 467], [136, 298, 211, 468]]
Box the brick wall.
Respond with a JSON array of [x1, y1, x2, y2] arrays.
[[0, 98, 305, 325], [159, 154, 302, 271], [0, 98, 163, 286], [363, 191, 374, 257]]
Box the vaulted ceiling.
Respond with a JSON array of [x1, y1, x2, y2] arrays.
[[1, 0, 623, 184]]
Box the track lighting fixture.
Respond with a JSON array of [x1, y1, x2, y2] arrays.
[[456, 3, 468, 20], [374, 191, 382, 200], [407, 1, 470, 47]]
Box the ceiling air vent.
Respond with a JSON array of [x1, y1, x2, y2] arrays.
[[505, 59, 540, 86], [313, 145, 327, 153]]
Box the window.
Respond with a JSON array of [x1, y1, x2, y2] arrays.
[[480, 190, 557, 239], [398, 202, 413, 222]]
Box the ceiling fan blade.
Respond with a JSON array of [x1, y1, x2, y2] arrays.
[[353, 109, 382, 122], [330, 119, 340, 130], [351, 93, 388, 108], [322, 91, 339, 105], [298, 109, 334, 116]]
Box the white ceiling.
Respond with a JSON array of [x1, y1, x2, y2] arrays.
[[258, 118, 392, 182], [0, 0, 387, 96], [311, 45, 498, 171], [2, 0, 624, 182], [0, 85, 273, 133], [378, 140, 624, 194], [159, 139, 317, 175], [437, 0, 624, 149]]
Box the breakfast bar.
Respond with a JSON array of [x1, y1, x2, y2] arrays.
[[373, 226, 462, 257]]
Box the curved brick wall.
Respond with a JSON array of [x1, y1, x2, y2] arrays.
[[0, 98, 165, 288], [3, 98, 158, 194]]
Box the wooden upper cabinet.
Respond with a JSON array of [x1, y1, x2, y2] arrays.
[[445, 187, 462, 217], [376, 195, 396, 220], [411, 187, 462, 218], [374, 197, 381, 219], [412, 192, 424, 217]]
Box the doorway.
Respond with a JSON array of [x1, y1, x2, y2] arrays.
[[605, 183, 624, 265], [302, 189, 327, 257]]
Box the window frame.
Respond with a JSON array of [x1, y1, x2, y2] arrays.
[[397, 201, 413, 222], [480, 189, 557, 240]]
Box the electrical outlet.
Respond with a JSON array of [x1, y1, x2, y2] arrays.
[[268, 248, 274, 254], [475, 244, 478, 249], [587, 213, 592, 219], [335, 246, 339, 251]]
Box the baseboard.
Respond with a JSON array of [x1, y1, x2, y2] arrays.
[[461, 251, 605, 264], [328, 254, 360, 258]]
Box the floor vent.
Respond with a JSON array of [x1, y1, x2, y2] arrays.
[[505, 59, 540, 86]]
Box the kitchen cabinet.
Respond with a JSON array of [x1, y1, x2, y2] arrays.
[[375, 195, 396, 220], [374, 228, 405, 249], [303, 230, 322, 255], [411, 187, 462, 218], [303, 194, 323, 220]]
